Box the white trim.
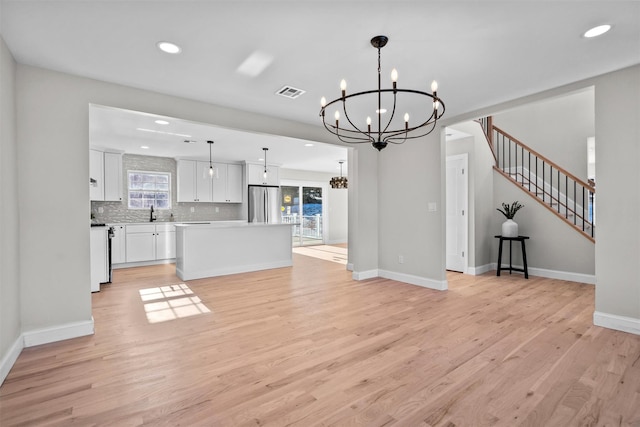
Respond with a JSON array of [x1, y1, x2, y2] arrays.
[[23, 318, 95, 348], [467, 264, 493, 275], [594, 311, 640, 336], [488, 262, 595, 284], [379, 269, 448, 291], [352, 269, 378, 280], [445, 153, 469, 273], [0, 335, 24, 386], [346, 263, 354, 272]]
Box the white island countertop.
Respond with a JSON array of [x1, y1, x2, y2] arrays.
[[175, 221, 293, 280]]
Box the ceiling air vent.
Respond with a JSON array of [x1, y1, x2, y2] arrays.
[[276, 86, 305, 99]]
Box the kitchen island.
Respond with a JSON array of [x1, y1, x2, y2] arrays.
[[175, 222, 293, 280]]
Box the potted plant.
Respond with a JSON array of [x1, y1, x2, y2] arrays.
[[497, 201, 524, 237]]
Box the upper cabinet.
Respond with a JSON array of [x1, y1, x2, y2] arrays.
[[90, 149, 123, 202], [212, 162, 243, 203], [247, 163, 280, 186], [177, 160, 212, 202], [103, 152, 123, 201], [89, 149, 104, 201], [177, 160, 243, 203]]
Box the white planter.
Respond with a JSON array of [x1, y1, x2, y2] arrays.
[[502, 219, 518, 237]]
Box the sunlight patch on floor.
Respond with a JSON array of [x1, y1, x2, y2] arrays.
[[139, 284, 211, 323], [292, 245, 347, 265]]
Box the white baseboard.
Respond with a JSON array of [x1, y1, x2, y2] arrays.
[[379, 270, 448, 291], [346, 263, 354, 272], [352, 269, 378, 280], [0, 335, 24, 386], [593, 311, 640, 336], [467, 264, 493, 275], [1, 318, 94, 386], [352, 268, 447, 291], [488, 263, 595, 284], [23, 318, 95, 348]]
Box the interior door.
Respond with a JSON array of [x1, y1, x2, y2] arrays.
[[446, 154, 468, 272]]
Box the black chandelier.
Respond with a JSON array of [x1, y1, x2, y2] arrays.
[[330, 161, 348, 189], [319, 35, 445, 151]]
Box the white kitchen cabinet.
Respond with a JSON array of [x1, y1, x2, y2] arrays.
[[125, 224, 176, 263], [125, 225, 156, 263], [247, 163, 279, 186], [212, 162, 243, 203], [156, 224, 176, 259], [90, 227, 109, 292], [90, 149, 123, 202], [110, 225, 126, 264], [177, 160, 213, 202], [103, 152, 123, 202], [89, 149, 104, 201]]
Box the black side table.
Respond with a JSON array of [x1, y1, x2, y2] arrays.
[[494, 235, 529, 279]]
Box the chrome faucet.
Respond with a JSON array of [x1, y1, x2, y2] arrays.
[[150, 205, 156, 222]]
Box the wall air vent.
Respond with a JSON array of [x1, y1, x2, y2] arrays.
[[276, 86, 306, 99]]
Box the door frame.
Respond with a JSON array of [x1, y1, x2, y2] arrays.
[[445, 153, 469, 273], [281, 179, 329, 245]]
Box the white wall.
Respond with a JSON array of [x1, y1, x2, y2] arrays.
[[492, 88, 595, 181], [0, 35, 21, 383], [376, 130, 447, 289], [593, 65, 640, 334]]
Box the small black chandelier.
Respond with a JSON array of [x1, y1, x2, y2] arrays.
[[319, 35, 445, 151], [330, 161, 348, 189]]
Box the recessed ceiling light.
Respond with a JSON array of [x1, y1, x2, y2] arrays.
[[157, 41, 181, 54], [155, 119, 170, 125], [305, 143, 314, 147], [584, 24, 611, 38], [141, 146, 150, 149], [258, 158, 265, 161], [376, 108, 387, 114]]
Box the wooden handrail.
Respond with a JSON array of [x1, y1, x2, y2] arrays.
[[494, 167, 595, 243], [493, 125, 595, 193]]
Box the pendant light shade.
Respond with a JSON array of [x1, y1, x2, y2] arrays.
[[330, 161, 348, 189], [207, 140, 215, 178], [262, 147, 269, 180]]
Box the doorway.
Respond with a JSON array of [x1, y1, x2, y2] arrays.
[[281, 184, 324, 247], [446, 154, 468, 272]]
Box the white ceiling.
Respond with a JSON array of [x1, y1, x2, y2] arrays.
[[89, 104, 349, 173], [2, 1, 639, 170]]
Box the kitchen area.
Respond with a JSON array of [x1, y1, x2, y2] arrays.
[[88, 105, 349, 293]]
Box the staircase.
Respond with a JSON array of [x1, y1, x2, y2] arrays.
[[478, 117, 595, 242]]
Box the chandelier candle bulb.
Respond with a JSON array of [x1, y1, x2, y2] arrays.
[[340, 79, 347, 98], [320, 97, 326, 107], [367, 116, 371, 133], [431, 80, 438, 93]]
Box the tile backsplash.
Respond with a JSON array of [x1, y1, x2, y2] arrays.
[[91, 153, 244, 224]]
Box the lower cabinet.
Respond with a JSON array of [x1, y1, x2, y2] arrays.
[[110, 225, 126, 264], [125, 224, 176, 263]]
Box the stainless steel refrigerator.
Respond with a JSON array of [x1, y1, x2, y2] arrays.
[[248, 185, 282, 223]]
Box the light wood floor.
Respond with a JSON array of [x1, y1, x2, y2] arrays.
[[2, 256, 640, 426]]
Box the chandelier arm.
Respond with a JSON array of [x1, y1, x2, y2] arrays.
[[385, 120, 439, 143], [381, 90, 398, 135], [322, 120, 373, 143], [341, 100, 370, 141]]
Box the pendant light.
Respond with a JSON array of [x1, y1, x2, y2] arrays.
[[330, 161, 348, 189], [262, 147, 269, 180], [207, 140, 215, 178]]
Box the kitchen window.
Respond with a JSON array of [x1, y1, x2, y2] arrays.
[[128, 171, 171, 209]]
